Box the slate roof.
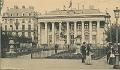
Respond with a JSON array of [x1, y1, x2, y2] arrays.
[[46, 9, 103, 15]]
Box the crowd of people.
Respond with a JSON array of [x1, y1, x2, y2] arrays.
[[106, 43, 120, 65], [80, 42, 120, 65]]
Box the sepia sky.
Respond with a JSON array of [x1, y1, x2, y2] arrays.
[[2, 0, 120, 22]]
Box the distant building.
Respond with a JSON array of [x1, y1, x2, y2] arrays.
[[2, 6, 38, 43]]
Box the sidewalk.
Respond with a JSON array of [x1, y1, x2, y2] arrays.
[[0, 57, 118, 70]]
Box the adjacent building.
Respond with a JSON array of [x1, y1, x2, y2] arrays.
[[2, 6, 38, 43]]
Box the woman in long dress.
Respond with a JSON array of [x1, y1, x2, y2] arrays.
[[85, 44, 92, 65], [108, 46, 115, 65]]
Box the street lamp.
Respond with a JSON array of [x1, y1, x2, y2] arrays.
[[104, 12, 112, 43], [0, 0, 4, 58], [113, 7, 120, 69]]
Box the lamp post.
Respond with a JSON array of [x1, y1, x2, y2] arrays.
[[0, 0, 4, 58], [104, 12, 112, 43], [113, 7, 120, 69]]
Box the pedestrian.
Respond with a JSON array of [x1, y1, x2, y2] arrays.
[[85, 44, 93, 65], [108, 46, 115, 65], [80, 42, 86, 63], [106, 43, 112, 63], [55, 44, 58, 54], [118, 44, 120, 61]]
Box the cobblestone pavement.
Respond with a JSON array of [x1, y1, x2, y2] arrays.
[[0, 57, 119, 70]]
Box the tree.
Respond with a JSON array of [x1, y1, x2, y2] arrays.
[[1, 32, 9, 57], [105, 24, 120, 43]]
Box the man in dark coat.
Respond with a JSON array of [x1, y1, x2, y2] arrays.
[[118, 44, 120, 61], [80, 42, 86, 63], [55, 44, 59, 54]]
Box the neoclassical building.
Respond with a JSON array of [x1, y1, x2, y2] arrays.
[[2, 6, 106, 48], [37, 7, 106, 47]]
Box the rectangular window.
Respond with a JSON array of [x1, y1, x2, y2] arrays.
[[100, 21, 105, 28], [28, 32, 31, 37], [28, 25, 31, 30], [92, 35, 96, 40], [17, 13, 19, 16], [84, 23, 89, 29], [16, 25, 18, 30], [16, 19, 19, 23], [92, 35, 96, 44], [10, 25, 13, 30], [5, 19, 7, 23], [11, 14, 13, 16], [77, 23, 82, 30], [28, 19, 31, 23], [22, 32, 25, 36], [16, 32, 18, 36], [5, 25, 7, 30], [92, 23, 97, 31], [22, 13, 25, 16], [22, 19, 25, 23], [48, 35, 52, 44], [70, 35, 74, 44], [56, 35, 59, 42], [29, 13, 31, 16], [22, 25, 25, 30], [85, 35, 89, 41], [70, 35, 74, 39], [70, 24, 74, 31], [10, 19, 13, 23]]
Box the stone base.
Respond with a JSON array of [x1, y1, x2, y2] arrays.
[[113, 65, 120, 69]]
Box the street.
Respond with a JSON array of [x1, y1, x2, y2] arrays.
[[0, 56, 118, 70]]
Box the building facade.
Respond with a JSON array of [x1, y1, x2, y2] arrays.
[[2, 6, 106, 48], [2, 6, 38, 43], [38, 7, 106, 48]]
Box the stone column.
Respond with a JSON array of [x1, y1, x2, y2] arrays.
[[59, 22, 62, 48], [52, 22, 55, 44], [45, 22, 48, 44], [82, 21, 84, 43], [38, 23, 41, 46], [74, 22, 77, 44], [59, 22, 62, 40], [89, 21, 92, 43], [67, 22, 70, 44], [97, 21, 100, 44]]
